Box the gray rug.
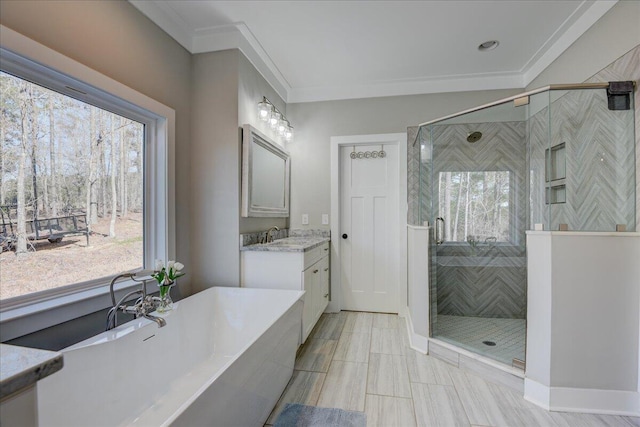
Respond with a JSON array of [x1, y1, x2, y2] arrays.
[[274, 403, 366, 427]]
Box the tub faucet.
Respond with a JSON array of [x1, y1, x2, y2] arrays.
[[142, 313, 167, 328], [106, 270, 167, 330], [266, 226, 280, 243]]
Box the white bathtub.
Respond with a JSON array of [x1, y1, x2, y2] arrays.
[[37, 286, 304, 427]]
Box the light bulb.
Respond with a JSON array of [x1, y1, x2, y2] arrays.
[[285, 126, 293, 142], [269, 111, 280, 129], [278, 118, 287, 136], [257, 100, 270, 122]]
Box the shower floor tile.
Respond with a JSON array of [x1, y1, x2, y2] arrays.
[[433, 315, 525, 366]]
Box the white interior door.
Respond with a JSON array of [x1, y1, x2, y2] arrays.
[[340, 144, 399, 313]]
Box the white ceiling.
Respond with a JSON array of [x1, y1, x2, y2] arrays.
[[130, 0, 617, 103]]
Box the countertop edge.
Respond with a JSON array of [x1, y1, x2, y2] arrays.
[[0, 344, 64, 400], [240, 237, 330, 252]]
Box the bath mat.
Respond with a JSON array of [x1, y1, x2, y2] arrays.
[[274, 403, 366, 427]]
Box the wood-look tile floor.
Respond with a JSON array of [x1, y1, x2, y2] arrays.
[[266, 312, 640, 427]]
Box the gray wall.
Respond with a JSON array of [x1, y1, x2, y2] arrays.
[[286, 89, 521, 230], [190, 50, 288, 292], [190, 50, 240, 290], [237, 53, 289, 234]]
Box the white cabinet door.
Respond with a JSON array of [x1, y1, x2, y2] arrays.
[[302, 263, 320, 341], [318, 256, 330, 317]]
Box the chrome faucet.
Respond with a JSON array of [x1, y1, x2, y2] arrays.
[[265, 226, 280, 243], [106, 270, 167, 330]]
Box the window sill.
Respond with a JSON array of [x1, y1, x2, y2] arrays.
[[0, 280, 152, 342]]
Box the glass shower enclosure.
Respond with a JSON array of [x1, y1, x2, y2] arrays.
[[410, 82, 636, 367]]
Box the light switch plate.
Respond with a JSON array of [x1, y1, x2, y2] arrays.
[[322, 214, 329, 225], [302, 214, 309, 225]]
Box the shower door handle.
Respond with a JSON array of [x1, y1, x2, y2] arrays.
[[435, 217, 445, 245]]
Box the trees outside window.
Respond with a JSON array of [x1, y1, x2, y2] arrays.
[[438, 171, 511, 243], [0, 72, 144, 300]]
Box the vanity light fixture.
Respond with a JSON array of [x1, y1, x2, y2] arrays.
[[257, 96, 294, 143]]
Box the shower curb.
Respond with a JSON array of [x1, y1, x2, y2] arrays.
[[428, 339, 525, 393]]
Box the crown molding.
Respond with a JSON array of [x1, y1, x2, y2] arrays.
[[521, 0, 618, 86], [130, 0, 616, 103], [288, 72, 524, 103], [191, 22, 291, 101]]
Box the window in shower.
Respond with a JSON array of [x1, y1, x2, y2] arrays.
[[437, 170, 511, 242]]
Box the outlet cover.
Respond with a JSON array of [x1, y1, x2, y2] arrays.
[[322, 214, 329, 225], [302, 214, 309, 225]]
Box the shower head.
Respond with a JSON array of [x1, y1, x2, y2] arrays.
[[467, 131, 482, 143]]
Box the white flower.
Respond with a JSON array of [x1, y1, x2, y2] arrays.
[[155, 259, 164, 271], [174, 262, 184, 271]]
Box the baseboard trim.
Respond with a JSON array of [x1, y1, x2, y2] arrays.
[[403, 310, 429, 354], [524, 379, 640, 416]]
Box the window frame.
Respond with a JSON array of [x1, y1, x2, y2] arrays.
[[0, 27, 175, 341]]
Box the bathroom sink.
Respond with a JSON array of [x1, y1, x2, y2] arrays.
[[267, 238, 306, 246]]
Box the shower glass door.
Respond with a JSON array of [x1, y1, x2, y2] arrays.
[[423, 99, 530, 367]]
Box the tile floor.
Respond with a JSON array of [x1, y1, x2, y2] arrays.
[[434, 314, 526, 365], [266, 311, 640, 427]]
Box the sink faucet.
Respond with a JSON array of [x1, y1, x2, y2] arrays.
[[106, 270, 167, 330], [266, 226, 280, 243]]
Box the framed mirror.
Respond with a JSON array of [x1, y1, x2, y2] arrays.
[[241, 124, 290, 217]]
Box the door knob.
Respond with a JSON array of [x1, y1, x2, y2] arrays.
[[342, 233, 348, 239]]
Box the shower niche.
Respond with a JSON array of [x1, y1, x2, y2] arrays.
[[408, 81, 636, 369], [545, 142, 566, 204]]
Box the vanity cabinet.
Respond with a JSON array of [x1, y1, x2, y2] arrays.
[[241, 240, 330, 343]]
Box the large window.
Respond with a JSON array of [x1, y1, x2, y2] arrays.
[[0, 46, 170, 314], [0, 71, 144, 300], [438, 171, 511, 243]]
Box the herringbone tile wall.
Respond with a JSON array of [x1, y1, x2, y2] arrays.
[[529, 87, 636, 232], [407, 44, 639, 324], [407, 126, 420, 226], [431, 122, 527, 319], [584, 45, 639, 231]]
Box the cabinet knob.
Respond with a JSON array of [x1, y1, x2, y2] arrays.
[[324, 293, 329, 298], [342, 233, 348, 239], [313, 269, 319, 274], [324, 268, 329, 272], [324, 248, 329, 251]]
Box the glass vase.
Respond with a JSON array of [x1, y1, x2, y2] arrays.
[[157, 282, 174, 313]]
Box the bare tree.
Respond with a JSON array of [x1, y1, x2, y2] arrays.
[[443, 172, 452, 241], [119, 117, 127, 217], [0, 99, 5, 206], [86, 107, 101, 232], [109, 116, 117, 237], [463, 171, 471, 240], [30, 93, 39, 221], [48, 97, 58, 217], [15, 83, 30, 255], [452, 173, 464, 241]]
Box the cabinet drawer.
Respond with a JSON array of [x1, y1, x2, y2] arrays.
[[303, 241, 329, 269]]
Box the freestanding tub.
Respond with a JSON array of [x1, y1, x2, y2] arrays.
[[37, 286, 304, 426]]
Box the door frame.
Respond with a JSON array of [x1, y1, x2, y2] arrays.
[[330, 133, 407, 314]]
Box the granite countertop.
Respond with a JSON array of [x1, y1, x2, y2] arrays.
[[241, 236, 330, 252], [0, 344, 63, 399]]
